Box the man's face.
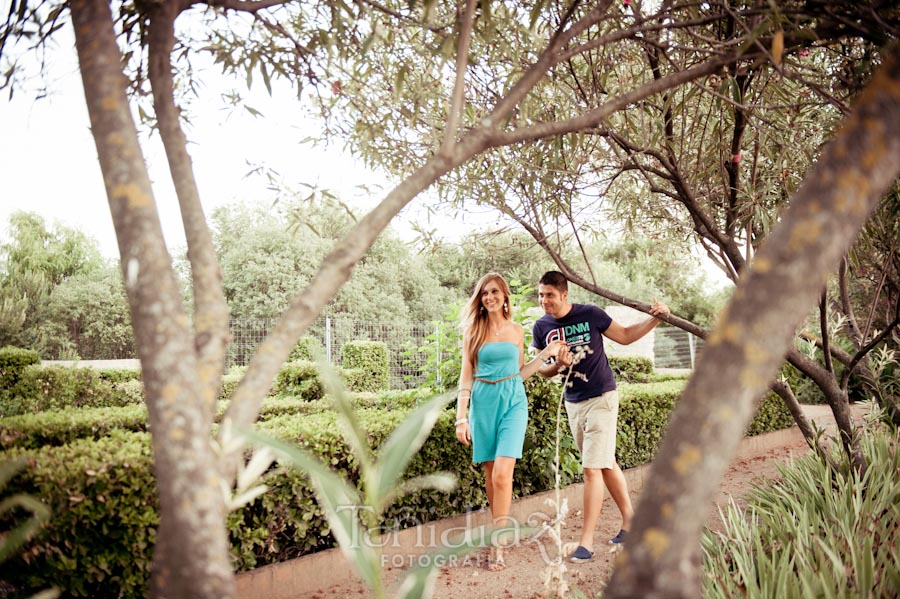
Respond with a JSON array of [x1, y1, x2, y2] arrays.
[[538, 283, 568, 318]]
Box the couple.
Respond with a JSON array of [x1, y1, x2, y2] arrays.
[[454, 271, 669, 570]]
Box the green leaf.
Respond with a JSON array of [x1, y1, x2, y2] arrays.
[[317, 361, 375, 473], [259, 61, 272, 96], [240, 429, 381, 591], [0, 494, 51, 563], [372, 391, 453, 511], [361, 31, 377, 55]]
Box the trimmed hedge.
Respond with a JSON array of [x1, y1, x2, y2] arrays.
[[0, 378, 796, 597], [0, 431, 158, 598], [1, 365, 124, 417], [746, 390, 797, 435], [0, 346, 40, 392], [272, 359, 386, 398], [609, 355, 655, 383], [0, 404, 150, 450], [95, 368, 142, 384], [616, 380, 684, 468], [288, 336, 324, 362], [341, 340, 389, 393], [272, 361, 325, 400]]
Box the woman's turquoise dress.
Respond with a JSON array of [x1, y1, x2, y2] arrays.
[[470, 342, 528, 464]]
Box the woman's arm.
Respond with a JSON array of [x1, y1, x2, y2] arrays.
[[520, 334, 563, 381], [455, 332, 474, 445]]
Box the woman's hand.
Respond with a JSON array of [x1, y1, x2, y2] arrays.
[[543, 339, 567, 359], [455, 421, 470, 446], [555, 343, 573, 368]]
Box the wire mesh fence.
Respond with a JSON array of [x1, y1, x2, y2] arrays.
[[227, 317, 443, 390], [228, 318, 703, 389]]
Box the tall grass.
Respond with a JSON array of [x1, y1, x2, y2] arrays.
[[703, 411, 900, 598]]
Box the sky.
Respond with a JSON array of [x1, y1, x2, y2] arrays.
[[0, 21, 730, 290], [0, 25, 494, 261]]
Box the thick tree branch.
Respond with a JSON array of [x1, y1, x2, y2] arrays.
[[440, 0, 477, 158], [148, 0, 230, 420], [819, 290, 835, 375]]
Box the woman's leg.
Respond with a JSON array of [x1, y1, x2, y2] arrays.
[[484, 456, 517, 571], [483, 460, 495, 509], [487, 456, 516, 527]]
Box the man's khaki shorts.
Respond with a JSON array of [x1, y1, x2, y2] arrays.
[[564, 389, 619, 470]]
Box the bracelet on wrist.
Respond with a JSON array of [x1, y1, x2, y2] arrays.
[[455, 417, 468, 426]]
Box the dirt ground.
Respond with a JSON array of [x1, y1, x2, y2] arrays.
[[305, 427, 821, 599]]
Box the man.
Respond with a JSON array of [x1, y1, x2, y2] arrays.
[[532, 271, 669, 563]]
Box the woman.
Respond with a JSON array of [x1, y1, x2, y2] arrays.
[[454, 273, 563, 571]]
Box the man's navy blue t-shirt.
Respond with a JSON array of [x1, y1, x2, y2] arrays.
[[532, 304, 616, 402]]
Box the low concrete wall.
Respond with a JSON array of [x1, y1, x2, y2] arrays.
[[41, 359, 140, 370], [236, 424, 811, 599]]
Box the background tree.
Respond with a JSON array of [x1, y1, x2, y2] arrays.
[[211, 197, 455, 321], [0, 211, 109, 354], [34, 266, 135, 359]]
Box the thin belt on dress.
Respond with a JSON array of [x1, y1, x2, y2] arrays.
[[474, 372, 521, 384]]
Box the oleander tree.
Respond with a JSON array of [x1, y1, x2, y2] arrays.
[[2, 1, 898, 598], [325, 0, 900, 463]]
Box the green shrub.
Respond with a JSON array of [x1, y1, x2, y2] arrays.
[[341, 340, 389, 392], [745, 391, 796, 435], [288, 336, 324, 362], [649, 371, 691, 383], [272, 360, 325, 400], [0, 404, 149, 450], [703, 427, 900, 598], [112, 379, 145, 405], [220, 371, 244, 402], [0, 431, 157, 598], [0, 379, 799, 597], [0, 346, 40, 392], [2, 366, 124, 416], [95, 368, 141, 384], [616, 380, 685, 468], [609, 355, 655, 383]]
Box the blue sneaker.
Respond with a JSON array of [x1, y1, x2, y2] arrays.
[[567, 545, 594, 563], [609, 529, 628, 545]]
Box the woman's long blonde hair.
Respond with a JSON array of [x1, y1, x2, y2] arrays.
[[462, 272, 513, 369]]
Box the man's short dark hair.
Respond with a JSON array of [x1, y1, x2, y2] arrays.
[[539, 271, 568, 292]]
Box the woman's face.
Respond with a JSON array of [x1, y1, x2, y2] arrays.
[[480, 279, 506, 314]]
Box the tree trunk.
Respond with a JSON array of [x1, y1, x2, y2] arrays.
[[606, 46, 900, 598], [70, 0, 235, 596]]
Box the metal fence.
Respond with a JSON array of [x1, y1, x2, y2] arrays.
[[653, 327, 704, 369], [229, 318, 703, 389], [227, 317, 442, 390]]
